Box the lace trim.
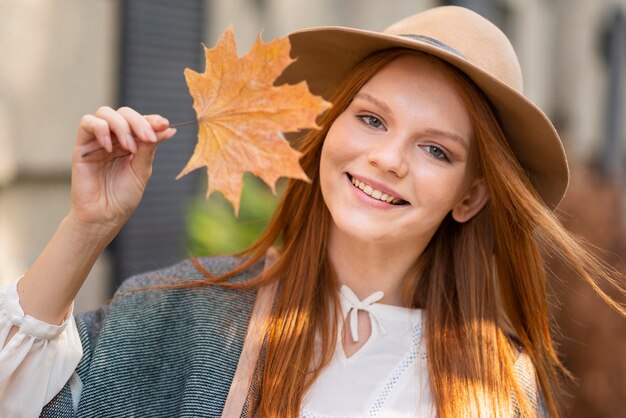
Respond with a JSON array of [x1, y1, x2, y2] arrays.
[[368, 322, 423, 416], [300, 410, 354, 418]]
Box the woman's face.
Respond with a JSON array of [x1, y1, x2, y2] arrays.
[[320, 54, 478, 250]]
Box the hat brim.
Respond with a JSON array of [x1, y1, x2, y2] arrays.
[[277, 27, 569, 210]]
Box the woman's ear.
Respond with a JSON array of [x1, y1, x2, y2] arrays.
[[451, 178, 489, 223]]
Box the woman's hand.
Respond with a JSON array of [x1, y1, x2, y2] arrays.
[[69, 106, 177, 232]]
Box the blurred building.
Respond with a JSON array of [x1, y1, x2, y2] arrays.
[[0, 0, 625, 414]]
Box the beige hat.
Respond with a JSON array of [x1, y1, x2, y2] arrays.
[[277, 6, 569, 210]]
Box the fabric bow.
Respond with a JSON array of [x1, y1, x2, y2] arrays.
[[340, 285, 387, 342]]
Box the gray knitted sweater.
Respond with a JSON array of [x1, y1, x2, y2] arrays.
[[39, 256, 545, 417], [40, 256, 259, 417]]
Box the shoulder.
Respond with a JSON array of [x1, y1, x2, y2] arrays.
[[68, 257, 263, 415], [115, 255, 263, 294], [80, 256, 264, 340], [77, 256, 263, 350]]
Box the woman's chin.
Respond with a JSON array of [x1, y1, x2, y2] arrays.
[[329, 217, 403, 248]]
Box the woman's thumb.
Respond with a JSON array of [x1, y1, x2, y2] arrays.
[[131, 141, 158, 180], [130, 127, 176, 180]]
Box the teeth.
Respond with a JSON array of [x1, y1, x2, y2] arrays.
[[350, 176, 402, 204]]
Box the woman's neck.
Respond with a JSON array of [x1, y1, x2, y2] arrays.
[[327, 226, 427, 307]]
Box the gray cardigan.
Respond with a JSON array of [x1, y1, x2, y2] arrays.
[[41, 256, 260, 417], [39, 256, 545, 417]]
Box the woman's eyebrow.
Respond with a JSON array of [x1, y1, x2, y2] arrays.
[[353, 93, 391, 113], [423, 128, 468, 148]]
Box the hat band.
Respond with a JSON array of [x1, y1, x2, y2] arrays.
[[399, 34, 466, 59]]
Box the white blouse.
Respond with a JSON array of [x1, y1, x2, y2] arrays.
[[0, 278, 83, 418], [0, 281, 433, 417], [301, 286, 433, 418]]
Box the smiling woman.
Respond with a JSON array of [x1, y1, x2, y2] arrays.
[[1, 5, 624, 418], [250, 47, 548, 417]]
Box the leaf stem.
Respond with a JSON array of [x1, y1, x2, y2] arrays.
[[170, 119, 198, 128]]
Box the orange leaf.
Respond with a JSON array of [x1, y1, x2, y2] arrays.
[[177, 27, 332, 215]]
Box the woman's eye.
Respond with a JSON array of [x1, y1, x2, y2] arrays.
[[423, 145, 449, 161], [357, 115, 385, 130]]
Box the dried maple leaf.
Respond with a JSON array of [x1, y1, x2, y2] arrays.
[[177, 27, 331, 215]]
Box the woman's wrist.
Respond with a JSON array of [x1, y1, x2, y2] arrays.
[[63, 211, 122, 245]]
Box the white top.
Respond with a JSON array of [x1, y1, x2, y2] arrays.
[[301, 285, 433, 418], [0, 281, 434, 418]]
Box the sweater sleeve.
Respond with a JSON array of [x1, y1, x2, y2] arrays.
[[0, 279, 83, 418]]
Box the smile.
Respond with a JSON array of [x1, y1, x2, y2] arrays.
[[348, 175, 407, 205]]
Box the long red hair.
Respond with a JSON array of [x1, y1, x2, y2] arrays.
[[142, 49, 625, 417]]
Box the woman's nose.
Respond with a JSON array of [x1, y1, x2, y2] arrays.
[[367, 138, 408, 177]]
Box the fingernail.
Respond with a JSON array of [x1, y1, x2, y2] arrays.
[[144, 129, 157, 143], [124, 134, 137, 153], [161, 117, 169, 126], [104, 134, 112, 152]]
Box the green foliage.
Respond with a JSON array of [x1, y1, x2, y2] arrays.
[[185, 173, 282, 256]]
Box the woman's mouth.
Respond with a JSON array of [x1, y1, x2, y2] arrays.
[[348, 174, 408, 205]]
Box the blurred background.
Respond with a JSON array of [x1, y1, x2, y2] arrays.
[[0, 0, 624, 415]]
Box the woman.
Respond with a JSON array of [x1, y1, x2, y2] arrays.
[[1, 6, 622, 418]]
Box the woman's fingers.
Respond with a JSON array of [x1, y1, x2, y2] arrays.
[[144, 114, 171, 133], [95, 106, 138, 153], [77, 114, 113, 152], [156, 127, 177, 141], [77, 107, 176, 160], [117, 107, 160, 145]]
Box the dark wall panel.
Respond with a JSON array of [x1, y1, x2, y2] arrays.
[[112, 0, 204, 286]]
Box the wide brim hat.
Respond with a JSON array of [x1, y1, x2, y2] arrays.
[[277, 6, 569, 210]]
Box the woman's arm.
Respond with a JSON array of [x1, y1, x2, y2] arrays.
[[16, 216, 117, 325], [12, 106, 176, 327], [0, 107, 176, 416]]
